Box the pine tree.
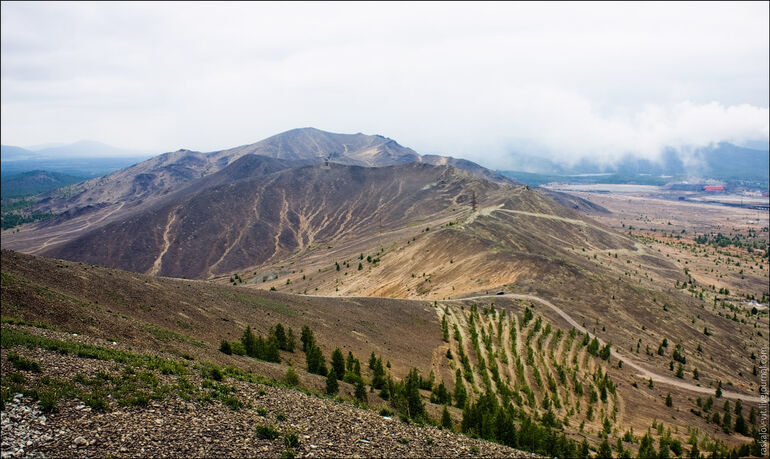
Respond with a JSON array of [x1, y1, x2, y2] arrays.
[[241, 325, 257, 357], [665, 393, 673, 407], [219, 340, 232, 355], [306, 345, 327, 375], [722, 409, 732, 434], [431, 381, 452, 405], [285, 327, 296, 352], [453, 369, 467, 408], [441, 405, 453, 430], [734, 412, 747, 435], [579, 439, 590, 458], [326, 369, 339, 395], [597, 439, 613, 459], [372, 357, 386, 389], [441, 314, 449, 342], [587, 337, 600, 356], [369, 352, 377, 370], [599, 343, 611, 360], [675, 364, 684, 379], [264, 337, 280, 362], [273, 323, 287, 350], [394, 368, 424, 419], [689, 442, 700, 459], [354, 380, 367, 403], [331, 348, 345, 380], [300, 325, 314, 353], [637, 433, 658, 458]]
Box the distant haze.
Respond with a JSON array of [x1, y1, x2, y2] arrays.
[[1, 2, 768, 169]]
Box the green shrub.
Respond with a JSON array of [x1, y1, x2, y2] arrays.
[[82, 392, 109, 412], [284, 433, 300, 448], [230, 341, 246, 356], [7, 352, 41, 372], [256, 424, 280, 440], [222, 395, 242, 410], [209, 367, 224, 381], [284, 367, 300, 386], [37, 391, 58, 413]]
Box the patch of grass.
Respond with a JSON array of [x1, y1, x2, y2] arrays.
[[139, 322, 206, 348], [284, 433, 299, 448], [255, 424, 281, 440], [37, 390, 59, 413], [1, 315, 57, 330], [82, 392, 109, 412], [0, 374, 76, 413], [276, 412, 287, 421], [1, 328, 188, 375], [222, 291, 298, 317], [7, 352, 41, 372], [257, 406, 268, 416], [221, 395, 243, 410]]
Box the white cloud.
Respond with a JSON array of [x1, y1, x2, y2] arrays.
[[1, 2, 768, 168]]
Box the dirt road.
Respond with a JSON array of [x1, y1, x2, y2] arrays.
[[450, 293, 765, 404]]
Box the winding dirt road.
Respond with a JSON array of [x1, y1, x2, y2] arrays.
[[298, 290, 764, 403], [449, 293, 765, 404]]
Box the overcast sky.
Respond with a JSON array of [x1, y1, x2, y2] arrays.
[[2, 1, 768, 168]]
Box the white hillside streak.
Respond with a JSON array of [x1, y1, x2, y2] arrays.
[[148, 210, 178, 276]]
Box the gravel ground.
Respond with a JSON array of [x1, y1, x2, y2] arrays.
[[2, 327, 537, 458]]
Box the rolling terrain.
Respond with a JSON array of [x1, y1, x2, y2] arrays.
[[2, 250, 765, 457], [1, 128, 767, 457]]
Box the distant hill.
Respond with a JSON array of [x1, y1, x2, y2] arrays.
[[9, 128, 513, 222], [1, 170, 87, 199], [1, 141, 153, 177], [38, 160, 507, 278]]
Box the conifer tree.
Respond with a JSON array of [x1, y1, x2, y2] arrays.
[[326, 369, 339, 395], [354, 380, 367, 403], [597, 439, 613, 459], [441, 405, 453, 430], [300, 325, 314, 353], [331, 348, 345, 380], [242, 325, 257, 357], [285, 327, 296, 352], [273, 323, 287, 350], [454, 369, 467, 408]]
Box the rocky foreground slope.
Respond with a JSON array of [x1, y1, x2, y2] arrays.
[[1, 325, 536, 458]]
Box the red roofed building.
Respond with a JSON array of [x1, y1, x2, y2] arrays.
[[704, 186, 724, 192]]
